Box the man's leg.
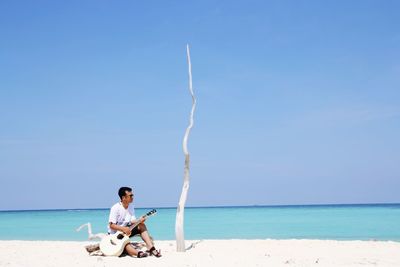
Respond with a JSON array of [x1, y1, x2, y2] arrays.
[[137, 223, 162, 257], [124, 243, 148, 258], [137, 223, 154, 249]]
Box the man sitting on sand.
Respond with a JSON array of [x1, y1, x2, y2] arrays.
[[108, 186, 161, 258]]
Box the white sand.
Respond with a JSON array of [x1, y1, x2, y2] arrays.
[[0, 239, 399, 267]]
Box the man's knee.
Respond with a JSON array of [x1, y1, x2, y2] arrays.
[[138, 223, 147, 232]]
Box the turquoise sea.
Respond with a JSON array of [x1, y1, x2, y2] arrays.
[[0, 204, 399, 241]]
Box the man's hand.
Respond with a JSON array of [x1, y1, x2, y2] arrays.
[[121, 226, 131, 236], [139, 216, 146, 223]]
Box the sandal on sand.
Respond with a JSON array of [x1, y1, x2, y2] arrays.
[[137, 251, 149, 258], [147, 247, 162, 257]]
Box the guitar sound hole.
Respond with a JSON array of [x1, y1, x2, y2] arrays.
[[117, 234, 124, 239]]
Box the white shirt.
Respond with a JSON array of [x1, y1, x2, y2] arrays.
[[108, 202, 137, 234]]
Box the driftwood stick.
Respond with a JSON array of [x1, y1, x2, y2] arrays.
[[175, 44, 197, 252], [76, 222, 106, 240]]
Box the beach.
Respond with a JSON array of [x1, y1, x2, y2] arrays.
[[2, 1, 400, 266], [1, 239, 399, 267]]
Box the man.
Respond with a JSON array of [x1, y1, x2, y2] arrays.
[[108, 186, 161, 258]]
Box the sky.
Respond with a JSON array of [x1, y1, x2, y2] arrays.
[[1, 0, 399, 210]]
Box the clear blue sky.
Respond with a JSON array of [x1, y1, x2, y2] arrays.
[[1, 1, 399, 210]]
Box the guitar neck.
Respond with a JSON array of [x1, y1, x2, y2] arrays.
[[126, 209, 156, 231], [129, 215, 147, 230]]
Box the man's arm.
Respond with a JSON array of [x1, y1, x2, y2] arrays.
[[108, 206, 132, 235], [109, 223, 131, 236], [128, 207, 146, 225], [130, 216, 146, 225]]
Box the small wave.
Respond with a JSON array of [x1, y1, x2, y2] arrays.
[[66, 209, 89, 212]]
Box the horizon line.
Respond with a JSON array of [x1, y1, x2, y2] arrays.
[[1, 202, 399, 212]]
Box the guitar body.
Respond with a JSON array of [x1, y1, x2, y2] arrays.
[[100, 232, 130, 256], [99, 209, 157, 257]]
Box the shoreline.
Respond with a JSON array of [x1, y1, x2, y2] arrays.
[[1, 202, 400, 212], [1, 239, 399, 267]]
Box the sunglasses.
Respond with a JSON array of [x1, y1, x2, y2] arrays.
[[126, 194, 134, 197]]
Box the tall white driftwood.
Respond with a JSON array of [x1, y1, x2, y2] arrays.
[[175, 44, 197, 252]]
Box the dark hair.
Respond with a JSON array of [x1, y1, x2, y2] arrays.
[[118, 187, 132, 200]]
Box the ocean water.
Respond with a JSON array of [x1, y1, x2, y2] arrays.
[[0, 204, 399, 241]]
